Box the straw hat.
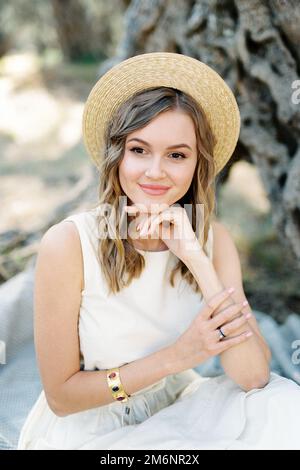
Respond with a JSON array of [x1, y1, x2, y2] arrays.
[[82, 52, 240, 175]]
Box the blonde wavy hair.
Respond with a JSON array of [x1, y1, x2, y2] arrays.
[[90, 86, 218, 296]]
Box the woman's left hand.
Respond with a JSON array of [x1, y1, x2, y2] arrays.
[[124, 203, 204, 263]]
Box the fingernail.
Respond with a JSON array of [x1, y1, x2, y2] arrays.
[[245, 331, 253, 337], [227, 287, 235, 294], [242, 300, 248, 306], [245, 313, 252, 319]]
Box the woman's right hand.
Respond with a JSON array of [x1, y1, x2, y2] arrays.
[[169, 288, 253, 374]]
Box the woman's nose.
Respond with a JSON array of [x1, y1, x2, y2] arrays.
[[145, 158, 166, 178]]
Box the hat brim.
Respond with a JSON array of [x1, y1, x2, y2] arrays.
[[82, 52, 240, 175]]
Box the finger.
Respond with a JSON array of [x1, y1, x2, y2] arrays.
[[128, 212, 147, 235], [212, 330, 253, 353], [140, 212, 172, 236], [139, 213, 159, 236], [212, 315, 245, 342], [215, 312, 252, 338], [124, 205, 140, 214], [124, 205, 147, 217], [136, 214, 151, 234], [201, 288, 236, 320], [209, 301, 249, 331], [125, 204, 166, 214]]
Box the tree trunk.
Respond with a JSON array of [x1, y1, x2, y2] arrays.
[[51, 0, 97, 62]]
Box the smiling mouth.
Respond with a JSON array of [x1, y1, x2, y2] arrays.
[[138, 184, 171, 195], [138, 184, 171, 190]]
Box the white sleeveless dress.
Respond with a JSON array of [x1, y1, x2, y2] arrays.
[[17, 207, 300, 450]]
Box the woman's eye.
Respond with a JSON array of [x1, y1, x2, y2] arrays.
[[130, 147, 144, 154], [169, 152, 186, 160], [129, 147, 186, 160]]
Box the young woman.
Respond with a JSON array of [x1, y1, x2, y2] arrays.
[[18, 52, 300, 450]]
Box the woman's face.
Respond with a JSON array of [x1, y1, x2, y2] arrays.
[[118, 109, 198, 210]]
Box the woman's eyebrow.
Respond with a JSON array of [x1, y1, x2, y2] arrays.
[[127, 137, 192, 151]]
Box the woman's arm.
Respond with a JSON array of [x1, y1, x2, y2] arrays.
[[35, 222, 175, 417], [55, 347, 175, 417], [183, 219, 271, 392]]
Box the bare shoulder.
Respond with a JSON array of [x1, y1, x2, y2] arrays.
[[43, 219, 80, 239], [39, 220, 84, 293], [210, 218, 233, 242], [210, 218, 231, 238]]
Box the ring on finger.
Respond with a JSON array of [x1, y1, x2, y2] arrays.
[[217, 326, 226, 340]]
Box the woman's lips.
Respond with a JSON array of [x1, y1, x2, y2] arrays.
[[138, 184, 171, 195]]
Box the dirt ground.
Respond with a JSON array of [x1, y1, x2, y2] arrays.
[[0, 51, 299, 323]]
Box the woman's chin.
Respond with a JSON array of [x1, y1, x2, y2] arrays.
[[134, 199, 170, 211]]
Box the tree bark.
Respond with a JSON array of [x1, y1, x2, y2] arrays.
[[51, 0, 97, 62]]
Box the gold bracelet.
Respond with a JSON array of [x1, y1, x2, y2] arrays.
[[106, 367, 131, 403]]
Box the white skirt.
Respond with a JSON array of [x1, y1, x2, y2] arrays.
[[17, 369, 300, 450]]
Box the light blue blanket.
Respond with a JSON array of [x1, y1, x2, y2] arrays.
[[1, 259, 300, 450]]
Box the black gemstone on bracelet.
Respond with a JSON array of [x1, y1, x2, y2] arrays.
[[112, 386, 119, 392]]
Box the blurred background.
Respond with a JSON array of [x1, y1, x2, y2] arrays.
[[0, 0, 300, 449]]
